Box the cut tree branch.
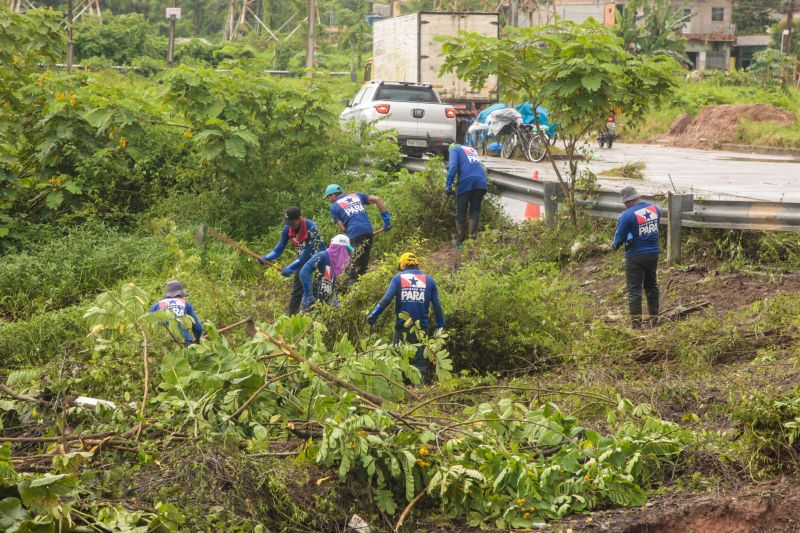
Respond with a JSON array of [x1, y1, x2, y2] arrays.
[[0, 384, 48, 405], [258, 329, 387, 407]]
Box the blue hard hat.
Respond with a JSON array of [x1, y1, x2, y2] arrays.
[[325, 184, 342, 198]]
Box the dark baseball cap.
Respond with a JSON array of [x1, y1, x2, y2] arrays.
[[283, 206, 301, 224]]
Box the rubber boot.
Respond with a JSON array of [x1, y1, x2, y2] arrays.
[[454, 221, 466, 249], [647, 296, 659, 327], [630, 316, 643, 329], [468, 218, 479, 240]]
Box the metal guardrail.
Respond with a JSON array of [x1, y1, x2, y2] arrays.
[[402, 158, 800, 233]]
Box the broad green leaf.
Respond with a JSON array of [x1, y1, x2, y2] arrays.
[[44, 190, 63, 210], [224, 136, 246, 159]]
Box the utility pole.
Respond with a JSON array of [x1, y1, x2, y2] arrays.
[[788, 0, 795, 54], [166, 1, 180, 67], [67, 0, 74, 70], [305, 0, 316, 69]]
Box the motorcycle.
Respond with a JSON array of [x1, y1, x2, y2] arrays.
[[598, 115, 616, 149]]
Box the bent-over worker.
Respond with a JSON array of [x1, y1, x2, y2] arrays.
[[258, 206, 326, 315], [367, 252, 444, 377], [611, 186, 661, 328], [149, 280, 203, 345], [325, 184, 391, 283], [298, 234, 354, 310], [446, 144, 488, 247]]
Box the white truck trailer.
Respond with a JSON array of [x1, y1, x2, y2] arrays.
[[369, 11, 500, 141]]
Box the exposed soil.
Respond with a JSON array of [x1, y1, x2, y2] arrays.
[[428, 242, 463, 272], [571, 253, 800, 320], [668, 113, 693, 136], [555, 478, 800, 532], [663, 104, 797, 149]]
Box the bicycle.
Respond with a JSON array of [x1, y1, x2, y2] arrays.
[[499, 122, 534, 160], [524, 126, 549, 163], [500, 123, 551, 163]]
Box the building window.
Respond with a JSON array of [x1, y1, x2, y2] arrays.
[[683, 7, 692, 18], [711, 7, 724, 22]]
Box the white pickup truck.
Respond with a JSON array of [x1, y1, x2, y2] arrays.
[[339, 80, 457, 157]]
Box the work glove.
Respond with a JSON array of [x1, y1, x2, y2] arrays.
[[597, 243, 612, 253], [257, 256, 269, 266], [281, 266, 293, 277], [434, 327, 444, 337], [381, 211, 392, 232], [367, 313, 377, 325], [301, 294, 316, 309], [445, 189, 454, 197]]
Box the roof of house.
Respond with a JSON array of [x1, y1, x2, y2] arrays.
[[735, 35, 771, 47]]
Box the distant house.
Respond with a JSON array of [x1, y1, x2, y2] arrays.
[[732, 34, 771, 69], [513, 0, 737, 70], [677, 0, 736, 70]]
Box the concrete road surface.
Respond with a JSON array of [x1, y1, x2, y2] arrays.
[[484, 143, 800, 203]]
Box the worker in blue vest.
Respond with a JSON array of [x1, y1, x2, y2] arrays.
[[325, 184, 391, 283], [612, 186, 661, 328], [258, 206, 326, 315], [299, 234, 354, 310], [149, 280, 203, 345], [367, 252, 444, 378], [446, 144, 488, 247]]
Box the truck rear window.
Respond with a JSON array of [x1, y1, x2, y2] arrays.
[[374, 85, 439, 103]]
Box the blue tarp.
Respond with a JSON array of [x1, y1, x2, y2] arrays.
[[515, 103, 546, 125], [515, 102, 558, 135]]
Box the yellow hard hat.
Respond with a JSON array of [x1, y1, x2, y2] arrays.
[[398, 252, 419, 270]]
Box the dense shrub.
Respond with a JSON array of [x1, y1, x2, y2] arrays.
[[440, 262, 588, 371], [0, 226, 172, 318], [74, 13, 167, 65], [0, 304, 87, 367]]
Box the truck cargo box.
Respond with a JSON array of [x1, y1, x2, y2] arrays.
[[372, 12, 499, 103]]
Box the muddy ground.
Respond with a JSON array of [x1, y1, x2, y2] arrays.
[[661, 104, 796, 150], [572, 253, 800, 320], [555, 478, 800, 533]]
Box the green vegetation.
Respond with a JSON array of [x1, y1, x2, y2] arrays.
[[734, 0, 781, 36], [616, 0, 689, 63], [600, 161, 647, 180], [5, 6, 800, 532]]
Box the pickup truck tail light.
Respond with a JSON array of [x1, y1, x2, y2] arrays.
[[374, 104, 391, 114], [445, 108, 456, 119]]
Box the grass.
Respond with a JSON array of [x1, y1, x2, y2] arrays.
[[622, 77, 800, 147], [600, 161, 647, 180], [736, 118, 800, 148], [622, 107, 683, 142]]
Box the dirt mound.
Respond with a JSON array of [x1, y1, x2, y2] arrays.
[[668, 113, 693, 135], [666, 104, 796, 148], [558, 478, 800, 532]]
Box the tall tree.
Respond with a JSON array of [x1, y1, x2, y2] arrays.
[[441, 20, 680, 222], [734, 0, 781, 35], [616, 0, 690, 63]]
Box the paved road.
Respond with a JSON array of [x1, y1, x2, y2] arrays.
[[485, 143, 800, 203]]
